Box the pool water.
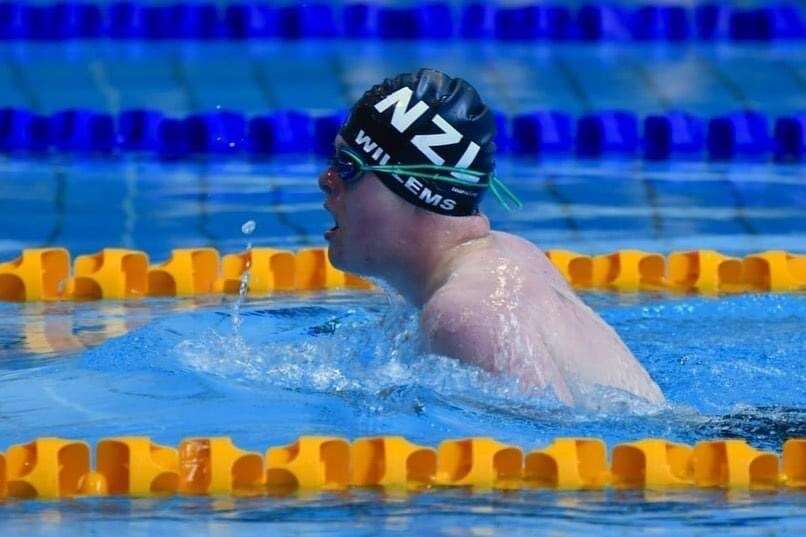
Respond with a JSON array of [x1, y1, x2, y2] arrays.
[[1, 41, 803, 116], [1, 155, 804, 535], [1, 40, 805, 536]]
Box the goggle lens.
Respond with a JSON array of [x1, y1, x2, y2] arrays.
[[330, 148, 363, 184]]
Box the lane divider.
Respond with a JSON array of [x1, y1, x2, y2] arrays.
[[546, 249, 805, 294], [0, 2, 802, 42], [0, 436, 803, 500], [1, 108, 805, 161], [0, 247, 373, 302], [0, 247, 803, 302]]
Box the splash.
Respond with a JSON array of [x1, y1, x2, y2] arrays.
[[176, 291, 431, 393], [172, 284, 663, 417], [231, 219, 257, 331]]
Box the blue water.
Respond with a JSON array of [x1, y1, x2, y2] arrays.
[[1, 40, 805, 536], [0, 41, 804, 115], [1, 155, 804, 535], [1, 157, 804, 259], [0, 291, 805, 535]]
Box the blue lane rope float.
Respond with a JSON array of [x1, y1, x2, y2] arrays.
[[1, 107, 805, 162], [0, 2, 803, 42], [0, 436, 803, 500]]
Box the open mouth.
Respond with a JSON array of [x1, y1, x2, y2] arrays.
[[324, 207, 340, 240], [325, 223, 339, 241]]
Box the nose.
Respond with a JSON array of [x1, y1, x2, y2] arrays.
[[318, 167, 344, 199]]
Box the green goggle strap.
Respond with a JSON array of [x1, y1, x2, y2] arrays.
[[341, 149, 523, 211]]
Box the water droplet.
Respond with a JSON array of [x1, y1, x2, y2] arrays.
[[241, 220, 256, 235]]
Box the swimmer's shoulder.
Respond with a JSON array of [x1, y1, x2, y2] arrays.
[[488, 231, 573, 288], [422, 256, 499, 326], [421, 275, 500, 371], [490, 230, 546, 256]]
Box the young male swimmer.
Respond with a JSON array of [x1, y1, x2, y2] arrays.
[[319, 68, 664, 406]]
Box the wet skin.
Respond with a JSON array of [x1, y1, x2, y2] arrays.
[[419, 232, 665, 405], [319, 138, 664, 406]]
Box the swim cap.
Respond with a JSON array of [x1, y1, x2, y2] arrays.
[[339, 68, 496, 216]]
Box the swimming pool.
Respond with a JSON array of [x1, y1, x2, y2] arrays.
[[1, 36, 805, 536]]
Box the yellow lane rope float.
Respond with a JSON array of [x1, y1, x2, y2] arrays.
[[0, 247, 803, 302], [0, 437, 803, 501], [0, 247, 372, 302]]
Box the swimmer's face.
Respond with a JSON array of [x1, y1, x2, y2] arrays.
[[319, 136, 410, 275]]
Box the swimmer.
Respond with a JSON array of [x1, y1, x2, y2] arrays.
[[319, 68, 664, 406]]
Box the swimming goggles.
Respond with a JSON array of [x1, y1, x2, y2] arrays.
[[330, 145, 523, 211]]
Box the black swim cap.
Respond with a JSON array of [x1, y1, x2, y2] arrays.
[[339, 68, 496, 216]]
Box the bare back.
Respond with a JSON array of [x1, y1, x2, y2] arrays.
[[421, 232, 664, 406]]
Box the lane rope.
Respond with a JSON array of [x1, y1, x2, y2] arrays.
[[1, 247, 803, 302], [2, 108, 804, 161], [0, 3, 802, 42], [0, 436, 803, 500]]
